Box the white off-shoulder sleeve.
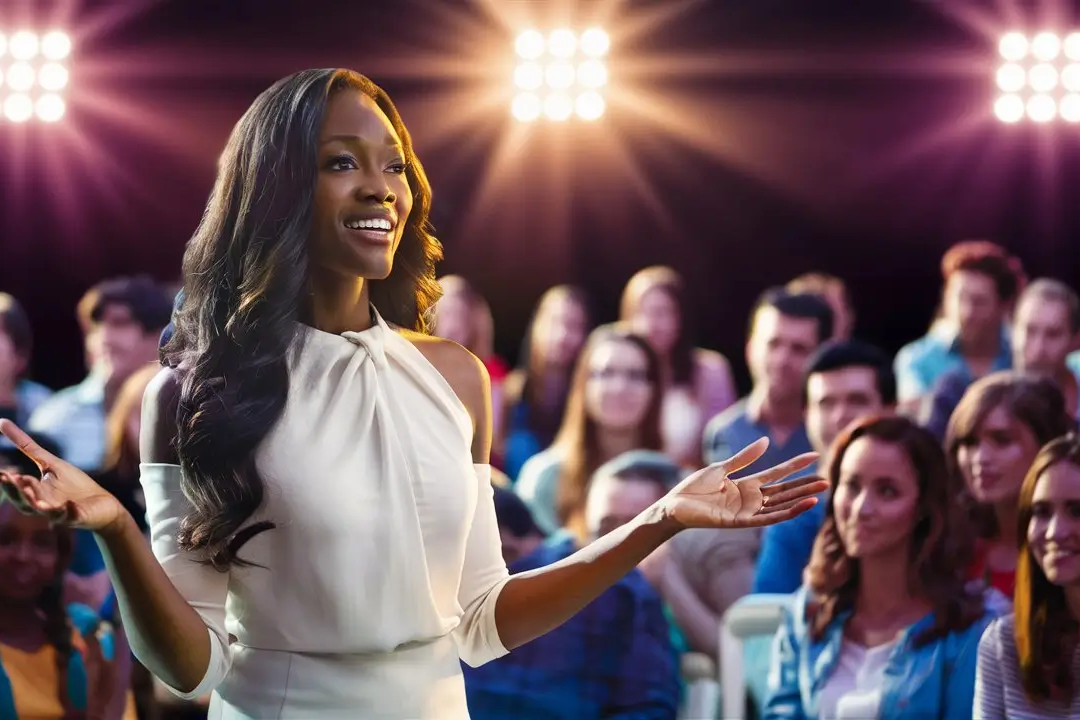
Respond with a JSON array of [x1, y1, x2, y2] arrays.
[[452, 463, 512, 667], [139, 462, 232, 699]]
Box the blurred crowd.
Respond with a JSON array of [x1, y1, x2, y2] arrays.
[[2, 238, 1080, 718]]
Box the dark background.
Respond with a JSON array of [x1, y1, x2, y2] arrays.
[[2, 0, 1078, 392]]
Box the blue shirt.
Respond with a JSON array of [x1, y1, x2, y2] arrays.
[[894, 325, 1012, 403], [764, 585, 998, 720], [702, 398, 813, 472], [753, 463, 824, 595], [462, 535, 680, 719], [27, 372, 107, 472]]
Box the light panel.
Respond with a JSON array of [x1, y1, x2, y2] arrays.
[[995, 31, 1080, 124], [0, 30, 71, 123], [512, 27, 609, 122]]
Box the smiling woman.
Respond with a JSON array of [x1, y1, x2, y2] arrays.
[[0, 68, 827, 719]]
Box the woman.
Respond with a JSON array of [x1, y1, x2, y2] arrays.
[[946, 371, 1077, 597], [515, 325, 665, 536], [0, 496, 122, 719], [499, 285, 590, 480], [765, 415, 997, 720], [619, 266, 735, 466], [0, 69, 825, 719], [974, 433, 1080, 717]]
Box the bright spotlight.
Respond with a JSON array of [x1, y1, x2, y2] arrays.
[[580, 28, 610, 57], [994, 95, 1025, 123], [41, 31, 71, 60], [511, 26, 609, 122], [575, 92, 605, 120], [35, 94, 65, 122], [511, 93, 542, 122], [3, 94, 33, 122], [1061, 94, 1080, 122], [543, 94, 573, 121], [0, 28, 72, 123], [995, 31, 1079, 123]]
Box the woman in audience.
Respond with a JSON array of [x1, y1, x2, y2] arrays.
[[0, 293, 52, 427], [619, 266, 735, 466], [946, 371, 1077, 598], [434, 275, 510, 451], [515, 324, 664, 535], [500, 285, 591, 479], [0, 497, 126, 718], [974, 433, 1080, 717], [765, 415, 997, 720]]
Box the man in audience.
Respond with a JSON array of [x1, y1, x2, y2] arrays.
[[894, 240, 1020, 409], [786, 272, 855, 341], [923, 278, 1080, 438], [28, 275, 173, 471], [753, 340, 896, 594], [463, 485, 679, 719], [702, 289, 832, 470]]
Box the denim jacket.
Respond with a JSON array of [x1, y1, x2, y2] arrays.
[[763, 586, 998, 720]]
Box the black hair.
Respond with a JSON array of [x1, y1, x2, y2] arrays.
[[804, 339, 897, 406], [750, 287, 835, 344], [492, 487, 545, 539], [90, 275, 174, 334]]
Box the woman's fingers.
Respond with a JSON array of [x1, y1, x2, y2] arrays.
[[0, 472, 35, 512], [740, 453, 820, 488], [743, 497, 819, 527], [760, 476, 829, 506], [0, 472, 67, 516], [716, 438, 771, 475], [0, 419, 63, 471]]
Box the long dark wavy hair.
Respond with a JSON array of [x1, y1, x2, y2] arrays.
[[1014, 434, 1080, 705], [162, 69, 442, 570], [805, 415, 985, 647]]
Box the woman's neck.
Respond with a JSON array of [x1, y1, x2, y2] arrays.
[[0, 599, 42, 639], [994, 501, 1018, 547], [1066, 586, 1080, 623], [854, 554, 926, 622], [595, 427, 639, 462], [309, 268, 371, 335]]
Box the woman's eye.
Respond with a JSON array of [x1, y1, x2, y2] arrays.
[[328, 155, 357, 171]]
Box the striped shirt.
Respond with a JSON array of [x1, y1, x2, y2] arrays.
[[974, 614, 1080, 719]]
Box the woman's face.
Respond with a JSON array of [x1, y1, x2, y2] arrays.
[[0, 505, 61, 603], [1028, 460, 1080, 587], [957, 405, 1041, 504], [583, 339, 654, 432], [629, 287, 681, 357], [310, 90, 414, 281], [834, 436, 922, 560], [533, 295, 588, 368], [435, 291, 474, 348]]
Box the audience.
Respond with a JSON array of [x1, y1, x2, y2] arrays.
[[785, 272, 855, 342], [765, 415, 998, 720], [619, 266, 737, 466], [0, 293, 52, 429], [975, 433, 1080, 717]]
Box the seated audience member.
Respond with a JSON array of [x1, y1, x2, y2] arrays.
[[702, 289, 831, 469], [755, 340, 896, 594], [0, 293, 52, 428], [946, 372, 1078, 598], [618, 266, 736, 466], [0, 485, 131, 718], [786, 272, 855, 341], [925, 278, 1080, 439], [462, 487, 679, 719], [515, 324, 664, 535], [975, 434, 1080, 718], [765, 415, 998, 720], [894, 240, 1021, 409], [499, 285, 591, 480]]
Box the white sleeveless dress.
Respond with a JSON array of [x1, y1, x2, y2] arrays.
[[139, 308, 511, 719]]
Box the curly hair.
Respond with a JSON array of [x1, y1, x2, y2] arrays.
[[804, 415, 985, 647], [1014, 434, 1080, 704], [162, 69, 443, 570]]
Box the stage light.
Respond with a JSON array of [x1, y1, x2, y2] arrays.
[[995, 31, 1079, 123], [1061, 94, 1080, 122], [511, 27, 609, 122], [0, 29, 71, 123]]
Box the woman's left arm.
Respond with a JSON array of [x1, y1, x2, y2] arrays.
[[444, 345, 823, 658]]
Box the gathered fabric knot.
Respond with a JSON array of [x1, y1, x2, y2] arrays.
[[342, 322, 389, 370]]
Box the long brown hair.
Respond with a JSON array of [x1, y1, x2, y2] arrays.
[[1014, 434, 1080, 704], [945, 371, 1076, 539], [805, 415, 985, 646], [0, 502, 77, 716], [553, 325, 664, 537], [619, 266, 697, 388]]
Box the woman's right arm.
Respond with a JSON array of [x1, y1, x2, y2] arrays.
[[96, 367, 229, 697]]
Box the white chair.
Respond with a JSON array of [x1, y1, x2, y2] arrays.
[[718, 594, 793, 720], [679, 652, 721, 720]]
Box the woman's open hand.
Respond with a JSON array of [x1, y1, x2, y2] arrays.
[[658, 438, 827, 531]]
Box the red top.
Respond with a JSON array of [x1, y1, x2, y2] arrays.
[[484, 355, 510, 384], [969, 542, 1016, 598]]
